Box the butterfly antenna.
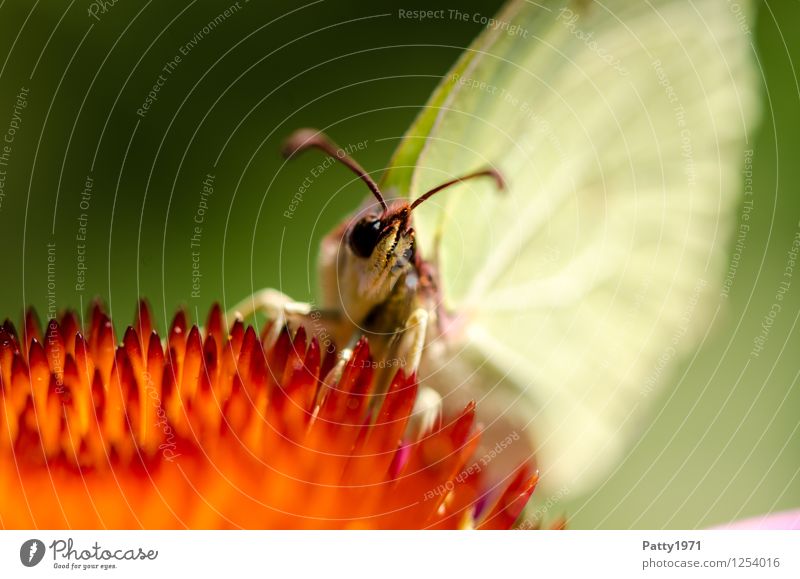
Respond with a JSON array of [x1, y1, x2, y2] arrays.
[[410, 168, 505, 211], [282, 128, 387, 212]]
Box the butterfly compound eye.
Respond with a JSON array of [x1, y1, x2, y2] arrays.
[[349, 218, 382, 258]]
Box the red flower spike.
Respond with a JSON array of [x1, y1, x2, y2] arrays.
[[28, 340, 50, 410], [58, 311, 79, 356], [228, 318, 244, 354], [0, 325, 17, 389], [204, 303, 224, 348], [23, 308, 42, 358], [180, 325, 203, 403], [235, 326, 259, 398], [92, 315, 116, 387], [0, 303, 539, 529], [134, 300, 153, 355]]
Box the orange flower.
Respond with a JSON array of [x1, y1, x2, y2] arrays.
[[0, 302, 536, 529]]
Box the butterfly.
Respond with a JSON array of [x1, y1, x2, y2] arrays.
[[232, 0, 759, 497]]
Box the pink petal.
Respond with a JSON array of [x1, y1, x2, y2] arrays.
[[714, 509, 800, 530]]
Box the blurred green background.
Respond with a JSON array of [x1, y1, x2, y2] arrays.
[[0, 0, 797, 529]]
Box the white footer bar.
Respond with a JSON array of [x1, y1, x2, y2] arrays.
[[1, 530, 797, 578]]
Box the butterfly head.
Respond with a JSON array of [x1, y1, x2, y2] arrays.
[[282, 128, 503, 323], [345, 201, 417, 305]]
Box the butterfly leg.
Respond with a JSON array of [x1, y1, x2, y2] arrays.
[[390, 307, 444, 436], [226, 288, 312, 344], [397, 307, 428, 373]]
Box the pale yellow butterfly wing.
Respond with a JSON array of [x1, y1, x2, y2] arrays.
[[385, 0, 759, 493]]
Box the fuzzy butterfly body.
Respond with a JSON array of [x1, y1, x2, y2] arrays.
[[237, 0, 759, 498]]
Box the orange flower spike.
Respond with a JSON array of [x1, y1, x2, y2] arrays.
[[0, 331, 17, 449], [92, 313, 116, 388], [72, 333, 94, 390], [82, 370, 110, 465], [420, 402, 478, 481], [276, 331, 319, 437], [240, 339, 273, 457], [70, 333, 94, 437], [233, 325, 259, 398], [122, 327, 149, 447], [0, 324, 16, 387], [290, 333, 320, 411], [164, 312, 192, 439], [338, 370, 418, 523], [308, 339, 374, 482], [426, 466, 484, 530], [161, 355, 183, 442], [27, 341, 52, 424], [477, 468, 539, 530], [141, 331, 165, 454], [10, 353, 31, 432], [424, 419, 486, 529], [252, 332, 284, 444], [4, 347, 30, 446], [103, 348, 132, 457], [192, 335, 221, 437], [316, 338, 373, 428], [255, 326, 279, 394], [219, 339, 251, 434], [35, 353, 64, 459], [278, 325, 307, 389], [167, 309, 188, 376], [216, 319, 242, 403], [381, 402, 478, 527], [344, 370, 418, 487], [59, 355, 81, 457], [180, 326, 203, 405]]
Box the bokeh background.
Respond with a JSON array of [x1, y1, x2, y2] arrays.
[[0, 0, 797, 529]]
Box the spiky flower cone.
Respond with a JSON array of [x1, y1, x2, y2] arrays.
[[0, 302, 536, 529]]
